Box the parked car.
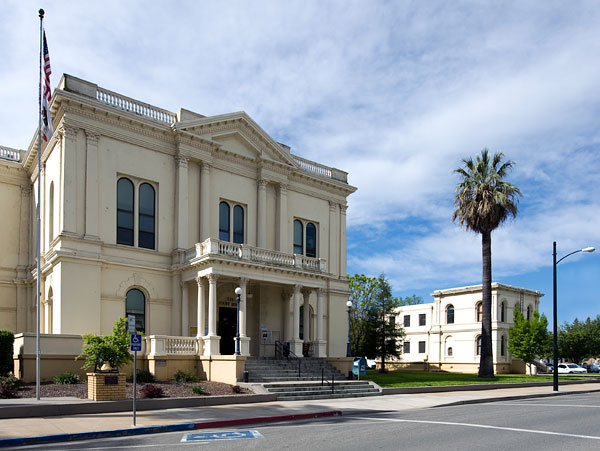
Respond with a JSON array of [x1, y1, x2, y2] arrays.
[[584, 363, 600, 373], [545, 363, 554, 373], [557, 363, 587, 374], [366, 358, 377, 369]]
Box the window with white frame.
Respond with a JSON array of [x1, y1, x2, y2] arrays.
[[418, 341, 426, 353], [219, 201, 245, 244], [403, 315, 410, 327], [446, 304, 455, 324], [293, 219, 317, 257], [117, 177, 156, 250], [403, 341, 410, 354], [476, 301, 482, 322], [476, 335, 482, 356], [419, 313, 426, 326]]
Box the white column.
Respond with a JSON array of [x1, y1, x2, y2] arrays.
[[257, 179, 267, 248], [302, 289, 311, 341], [290, 284, 304, 356], [316, 288, 324, 341], [282, 289, 292, 341], [339, 204, 348, 276], [196, 277, 206, 338], [239, 278, 248, 337], [278, 183, 288, 251], [84, 131, 99, 239], [207, 273, 218, 336], [60, 126, 78, 234], [181, 281, 189, 336], [200, 163, 211, 241], [175, 155, 189, 249], [328, 201, 339, 275], [314, 288, 327, 357]]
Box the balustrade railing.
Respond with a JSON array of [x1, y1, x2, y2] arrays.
[[96, 87, 177, 124], [0, 147, 20, 162], [292, 155, 348, 183], [148, 335, 200, 356], [186, 238, 326, 272]]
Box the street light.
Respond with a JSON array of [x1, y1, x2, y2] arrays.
[[234, 287, 243, 356], [552, 242, 595, 391], [346, 300, 352, 357]]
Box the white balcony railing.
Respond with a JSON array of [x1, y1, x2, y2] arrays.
[[0, 147, 20, 162], [148, 335, 201, 356], [188, 238, 326, 273], [96, 87, 177, 125], [292, 155, 348, 183]]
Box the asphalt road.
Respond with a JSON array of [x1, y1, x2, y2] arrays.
[[17, 392, 600, 450]]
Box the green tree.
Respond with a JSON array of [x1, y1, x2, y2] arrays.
[[348, 274, 381, 357], [558, 316, 600, 363], [508, 310, 550, 375], [398, 294, 423, 306], [361, 275, 405, 372], [77, 318, 133, 370], [453, 149, 521, 378]]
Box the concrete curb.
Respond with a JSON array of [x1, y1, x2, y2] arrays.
[[0, 393, 277, 419], [0, 410, 342, 448], [381, 378, 600, 395]]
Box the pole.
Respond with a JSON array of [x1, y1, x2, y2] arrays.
[[235, 293, 240, 355], [133, 350, 137, 426], [346, 305, 351, 357], [36, 8, 44, 402], [552, 241, 558, 392]]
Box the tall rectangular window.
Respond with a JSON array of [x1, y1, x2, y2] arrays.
[[418, 341, 426, 353], [419, 313, 426, 326], [117, 177, 156, 249], [138, 183, 155, 249], [403, 315, 410, 327], [403, 341, 410, 354]]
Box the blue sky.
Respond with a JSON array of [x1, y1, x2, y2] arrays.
[[1, 1, 598, 324]]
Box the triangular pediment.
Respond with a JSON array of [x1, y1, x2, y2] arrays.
[[176, 112, 297, 167]]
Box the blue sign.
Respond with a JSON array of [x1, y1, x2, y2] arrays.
[[181, 430, 263, 442], [130, 334, 142, 352]]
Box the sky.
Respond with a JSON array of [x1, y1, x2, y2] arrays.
[[1, 1, 598, 325]]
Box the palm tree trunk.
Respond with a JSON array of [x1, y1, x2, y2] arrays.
[[479, 230, 494, 378]]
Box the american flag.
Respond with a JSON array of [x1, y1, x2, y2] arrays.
[[41, 29, 53, 142]]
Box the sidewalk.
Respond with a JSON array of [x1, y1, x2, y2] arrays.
[[1, 381, 599, 447]]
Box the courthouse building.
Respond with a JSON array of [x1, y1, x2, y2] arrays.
[[395, 283, 543, 374], [0, 74, 356, 382]]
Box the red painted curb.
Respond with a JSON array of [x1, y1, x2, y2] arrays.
[[193, 410, 343, 429]]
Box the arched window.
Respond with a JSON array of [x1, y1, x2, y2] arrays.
[[446, 305, 454, 324], [117, 178, 134, 246], [476, 302, 482, 322], [306, 222, 317, 257], [476, 336, 482, 356], [138, 183, 155, 249], [293, 219, 303, 254], [500, 335, 506, 356], [49, 181, 54, 242], [126, 288, 146, 333], [233, 205, 244, 244], [219, 201, 230, 241], [445, 336, 454, 358], [526, 305, 532, 320], [448, 347, 453, 357], [500, 301, 506, 322]]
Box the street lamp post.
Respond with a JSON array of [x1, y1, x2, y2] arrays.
[[552, 242, 595, 391], [346, 300, 352, 357], [234, 287, 242, 356]]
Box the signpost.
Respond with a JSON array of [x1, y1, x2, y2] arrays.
[[130, 329, 142, 427]]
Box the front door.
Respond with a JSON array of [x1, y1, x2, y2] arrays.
[[218, 307, 237, 355]]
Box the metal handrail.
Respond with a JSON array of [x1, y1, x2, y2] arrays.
[[275, 340, 302, 377], [321, 368, 335, 394]]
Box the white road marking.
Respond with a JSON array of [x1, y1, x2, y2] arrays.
[[500, 402, 600, 408], [353, 416, 600, 440]]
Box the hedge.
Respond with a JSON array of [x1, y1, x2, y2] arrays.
[[0, 330, 14, 376]]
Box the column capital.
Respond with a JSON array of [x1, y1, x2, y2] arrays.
[[301, 287, 312, 298], [328, 200, 338, 211], [293, 284, 302, 294], [60, 125, 78, 142], [201, 162, 211, 173], [207, 273, 218, 284], [239, 277, 248, 288], [175, 155, 189, 168], [339, 204, 348, 214], [195, 276, 206, 287], [279, 183, 288, 195], [316, 287, 325, 297], [85, 131, 99, 146], [258, 179, 268, 188]]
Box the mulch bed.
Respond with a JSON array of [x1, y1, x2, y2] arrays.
[[16, 380, 250, 399]]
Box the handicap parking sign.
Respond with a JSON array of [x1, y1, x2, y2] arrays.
[[130, 333, 142, 351]]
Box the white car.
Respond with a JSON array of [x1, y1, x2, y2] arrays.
[[557, 363, 587, 374]]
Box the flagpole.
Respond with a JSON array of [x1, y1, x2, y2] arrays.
[[36, 8, 44, 401]]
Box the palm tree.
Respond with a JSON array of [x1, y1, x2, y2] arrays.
[[453, 149, 521, 378]]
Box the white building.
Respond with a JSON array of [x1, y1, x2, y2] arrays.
[[0, 74, 356, 382], [395, 283, 543, 373]]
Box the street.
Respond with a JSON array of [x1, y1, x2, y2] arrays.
[[15, 392, 600, 450]]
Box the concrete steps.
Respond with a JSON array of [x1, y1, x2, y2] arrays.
[[244, 357, 347, 383], [262, 380, 382, 401]]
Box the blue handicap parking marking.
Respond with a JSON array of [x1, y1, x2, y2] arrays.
[[181, 430, 264, 442]]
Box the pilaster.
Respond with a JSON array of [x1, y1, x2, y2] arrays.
[[175, 155, 189, 250], [84, 131, 100, 239]]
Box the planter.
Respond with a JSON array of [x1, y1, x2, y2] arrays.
[[87, 372, 126, 401]]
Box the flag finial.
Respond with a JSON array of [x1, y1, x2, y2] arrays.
[[39, 9, 44, 18]]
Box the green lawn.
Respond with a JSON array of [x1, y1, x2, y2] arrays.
[[363, 370, 597, 387]]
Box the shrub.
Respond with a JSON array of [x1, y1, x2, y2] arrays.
[[0, 330, 14, 376], [173, 369, 198, 383], [231, 385, 242, 394], [77, 318, 133, 370], [136, 370, 155, 383], [191, 385, 205, 395], [139, 384, 164, 398], [0, 374, 22, 399], [53, 372, 81, 384]]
